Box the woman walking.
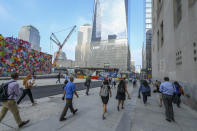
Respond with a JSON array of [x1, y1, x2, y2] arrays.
[[116, 79, 130, 111], [138, 80, 151, 105], [17, 74, 36, 106], [153, 80, 162, 107], [100, 79, 112, 120]]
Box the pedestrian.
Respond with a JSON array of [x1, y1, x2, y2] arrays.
[[31, 70, 37, 87], [138, 80, 151, 105], [65, 72, 69, 82], [173, 81, 184, 108], [112, 77, 116, 88], [159, 77, 176, 122], [133, 79, 136, 87], [109, 77, 112, 85], [62, 72, 69, 89], [59, 77, 79, 121], [99, 79, 112, 120], [116, 78, 130, 111], [56, 72, 61, 84], [154, 80, 158, 87], [32, 70, 36, 80], [62, 80, 68, 90], [85, 75, 91, 95], [153, 80, 162, 107], [17, 74, 36, 106], [157, 81, 162, 107], [0, 72, 30, 128]]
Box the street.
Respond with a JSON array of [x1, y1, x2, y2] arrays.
[[21, 81, 102, 100]]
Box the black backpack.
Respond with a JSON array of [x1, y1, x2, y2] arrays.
[[118, 82, 125, 93], [0, 81, 15, 102]]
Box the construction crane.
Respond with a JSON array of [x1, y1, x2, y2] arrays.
[[50, 25, 76, 67]]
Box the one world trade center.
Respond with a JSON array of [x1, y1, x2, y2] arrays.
[[89, 0, 130, 71]]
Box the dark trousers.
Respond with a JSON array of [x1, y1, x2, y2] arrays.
[[60, 98, 75, 120], [56, 78, 60, 83], [86, 85, 90, 95], [142, 93, 147, 104], [177, 94, 181, 107], [162, 94, 174, 120], [17, 89, 34, 104]]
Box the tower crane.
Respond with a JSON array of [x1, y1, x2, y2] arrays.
[[50, 25, 76, 67]]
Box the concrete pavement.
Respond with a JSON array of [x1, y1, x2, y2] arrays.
[[131, 86, 197, 131], [0, 84, 133, 131], [1, 82, 197, 131]]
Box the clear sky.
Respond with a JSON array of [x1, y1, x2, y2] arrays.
[[0, 0, 144, 66]]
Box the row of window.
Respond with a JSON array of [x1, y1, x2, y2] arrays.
[[153, 0, 196, 29], [176, 50, 182, 66], [194, 42, 197, 62], [176, 42, 197, 66]]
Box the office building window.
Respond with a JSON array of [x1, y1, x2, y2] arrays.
[[189, 0, 197, 7], [194, 42, 196, 47], [194, 42, 197, 62], [174, 0, 182, 27], [157, 0, 163, 17], [157, 31, 160, 52], [176, 50, 182, 65], [160, 21, 164, 47]]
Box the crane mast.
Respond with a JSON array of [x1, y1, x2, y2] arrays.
[[50, 25, 76, 67]]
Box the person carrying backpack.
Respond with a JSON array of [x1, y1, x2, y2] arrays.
[[99, 79, 112, 120], [0, 72, 30, 128], [85, 75, 91, 96], [173, 81, 184, 108], [116, 79, 130, 111], [56, 72, 61, 84], [138, 80, 151, 105]]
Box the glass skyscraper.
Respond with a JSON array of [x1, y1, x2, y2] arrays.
[[91, 0, 128, 41], [145, 0, 152, 33], [91, 0, 101, 42], [89, 0, 130, 71]]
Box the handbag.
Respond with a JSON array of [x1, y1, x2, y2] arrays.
[[144, 91, 151, 96]]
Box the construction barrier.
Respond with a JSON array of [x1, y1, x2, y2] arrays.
[[0, 36, 52, 76]]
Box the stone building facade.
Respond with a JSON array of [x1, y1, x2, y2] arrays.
[[152, 0, 197, 109]]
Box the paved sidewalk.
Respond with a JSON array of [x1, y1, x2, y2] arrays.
[[1, 82, 197, 131], [0, 84, 133, 131], [131, 86, 197, 131]]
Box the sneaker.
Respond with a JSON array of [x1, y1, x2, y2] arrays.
[[102, 116, 106, 120], [171, 118, 175, 122], [73, 109, 78, 115], [166, 119, 171, 122], [59, 117, 67, 121], [32, 103, 37, 106], [18, 120, 30, 128], [117, 106, 120, 111]]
